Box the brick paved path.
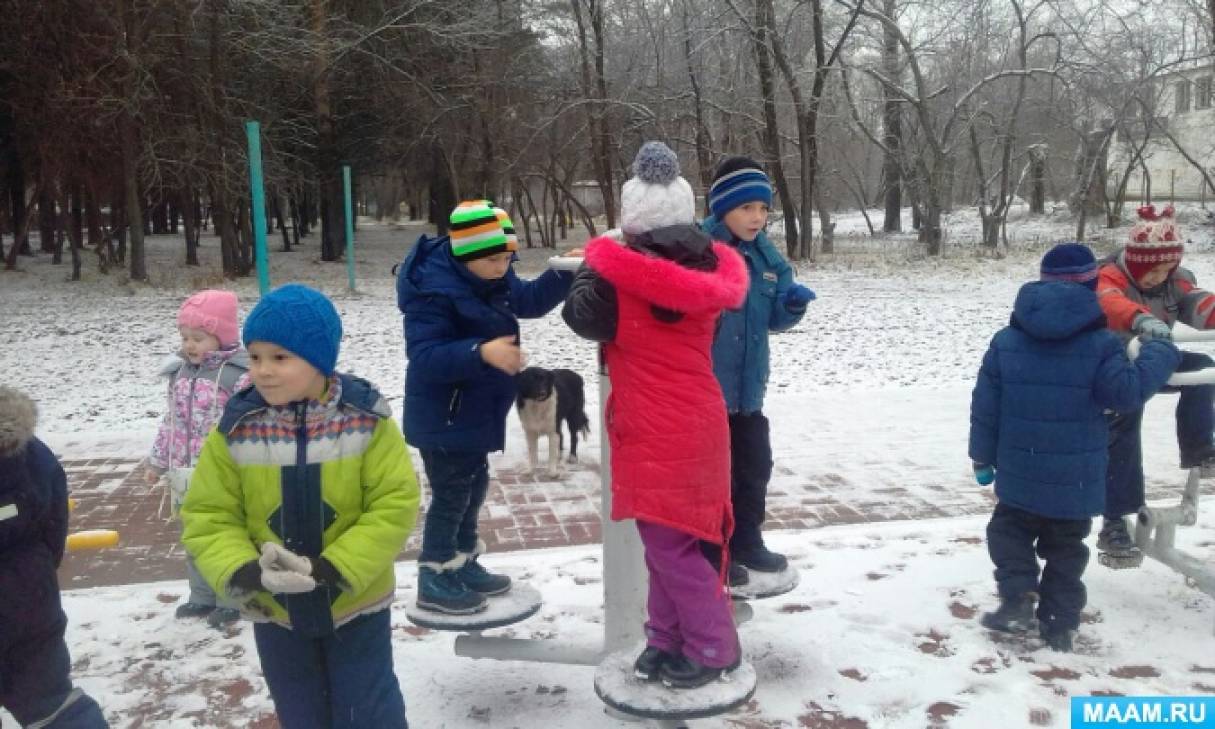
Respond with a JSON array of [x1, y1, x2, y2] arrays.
[[58, 453, 1212, 590]]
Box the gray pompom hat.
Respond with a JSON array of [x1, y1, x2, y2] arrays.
[[619, 141, 696, 235]]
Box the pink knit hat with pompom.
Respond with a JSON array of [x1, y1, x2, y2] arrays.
[[177, 290, 240, 348]]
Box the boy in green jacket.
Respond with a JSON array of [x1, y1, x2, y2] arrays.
[[182, 284, 420, 729]]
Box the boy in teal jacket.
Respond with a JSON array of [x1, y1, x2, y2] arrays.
[[701, 157, 815, 582]]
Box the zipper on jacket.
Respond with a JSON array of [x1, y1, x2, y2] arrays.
[[287, 401, 308, 612], [184, 374, 198, 464]]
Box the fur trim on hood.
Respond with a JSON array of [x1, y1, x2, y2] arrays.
[[0, 386, 37, 456]]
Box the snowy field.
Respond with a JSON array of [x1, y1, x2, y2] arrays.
[[4, 203, 1215, 727]]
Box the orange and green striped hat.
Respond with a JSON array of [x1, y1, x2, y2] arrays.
[[493, 206, 518, 247], [449, 200, 516, 261]]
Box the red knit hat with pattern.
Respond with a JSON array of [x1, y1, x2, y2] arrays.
[[1125, 205, 1183, 283]]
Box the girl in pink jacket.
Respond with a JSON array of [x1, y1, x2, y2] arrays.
[[147, 289, 250, 627]]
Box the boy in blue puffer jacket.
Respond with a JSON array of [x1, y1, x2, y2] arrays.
[[700, 157, 815, 582], [969, 243, 1180, 651], [397, 201, 573, 614]]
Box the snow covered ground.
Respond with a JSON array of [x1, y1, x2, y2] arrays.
[[4, 203, 1215, 727], [48, 521, 1215, 728]]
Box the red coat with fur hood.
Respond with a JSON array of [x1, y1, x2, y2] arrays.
[[583, 234, 749, 545]]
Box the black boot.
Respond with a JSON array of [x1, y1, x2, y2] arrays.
[[980, 593, 1035, 633], [206, 607, 241, 629], [1097, 517, 1143, 568], [633, 646, 675, 681], [1040, 624, 1075, 652], [704, 549, 750, 586], [732, 544, 788, 573], [1180, 443, 1215, 470], [174, 602, 215, 620], [659, 653, 742, 690]]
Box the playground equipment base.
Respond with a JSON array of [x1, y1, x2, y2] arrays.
[[731, 564, 799, 601], [594, 645, 757, 722], [405, 583, 542, 632]]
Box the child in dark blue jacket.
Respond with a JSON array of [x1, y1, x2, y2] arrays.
[[969, 244, 1180, 651], [0, 386, 109, 728], [397, 201, 573, 614]]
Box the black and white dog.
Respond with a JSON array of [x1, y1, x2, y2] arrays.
[[515, 367, 590, 477]]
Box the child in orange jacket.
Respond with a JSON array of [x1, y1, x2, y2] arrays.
[[1095, 205, 1215, 565]]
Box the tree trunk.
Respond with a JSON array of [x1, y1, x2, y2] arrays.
[[1029, 145, 1047, 214], [211, 185, 239, 277], [429, 143, 455, 236], [881, 0, 902, 232], [571, 0, 616, 229], [119, 115, 147, 280], [85, 186, 108, 273], [681, 0, 714, 194], [68, 184, 84, 281], [7, 153, 30, 256], [752, 0, 798, 255], [288, 193, 302, 247], [310, 0, 344, 262], [4, 183, 37, 270], [182, 183, 200, 265], [275, 193, 292, 251], [816, 191, 835, 255], [38, 186, 56, 253]]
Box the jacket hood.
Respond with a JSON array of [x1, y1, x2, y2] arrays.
[[0, 386, 36, 456], [585, 234, 748, 312], [161, 347, 250, 377], [397, 234, 503, 312], [626, 225, 718, 271], [1011, 280, 1106, 340]]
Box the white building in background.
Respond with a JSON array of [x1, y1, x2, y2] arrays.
[[1108, 62, 1215, 202]]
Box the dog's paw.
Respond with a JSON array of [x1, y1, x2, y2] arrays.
[[546, 466, 565, 480], [566, 454, 579, 465]]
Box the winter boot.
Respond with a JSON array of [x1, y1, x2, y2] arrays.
[[456, 549, 512, 596], [1040, 624, 1075, 653], [659, 653, 743, 690], [1180, 444, 1215, 477], [174, 602, 215, 620], [206, 607, 241, 629], [1097, 517, 1143, 569], [417, 560, 488, 615], [705, 550, 750, 587], [980, 593, 1036, 633], [633, 646, 676, 681], [732, 544, 788, 573]]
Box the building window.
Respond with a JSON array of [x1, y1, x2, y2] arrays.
[[1197, 77, 1212, 109], [1176, 79, 1192, 114]]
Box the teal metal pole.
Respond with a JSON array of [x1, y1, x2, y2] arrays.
[[342, 164, 356, 292], [246, 120, 270, 295]]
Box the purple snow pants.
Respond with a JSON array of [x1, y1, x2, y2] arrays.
[[636, 520, 739, 668]]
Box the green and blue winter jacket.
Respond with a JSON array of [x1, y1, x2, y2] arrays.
[[181, 374, 419, 636]]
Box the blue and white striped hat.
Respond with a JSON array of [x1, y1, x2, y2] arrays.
[[708, 156, 774, 219]]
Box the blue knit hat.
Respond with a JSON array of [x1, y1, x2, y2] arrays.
[[242, 284, 343, 375], [1040, 242, 1098, 290], [708, 156, 774, 219]]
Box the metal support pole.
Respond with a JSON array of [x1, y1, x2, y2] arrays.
[[600, 350, 649, 653], [245, 120, 270, 295], [342, 164, 356, 292]]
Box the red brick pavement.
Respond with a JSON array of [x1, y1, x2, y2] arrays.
[[58, 456, 1213, 590]]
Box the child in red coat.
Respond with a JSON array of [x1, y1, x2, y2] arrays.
[[563, 142, 748, 689]]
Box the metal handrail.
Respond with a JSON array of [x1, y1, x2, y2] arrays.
[[1127, 329, 1215, 386]]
